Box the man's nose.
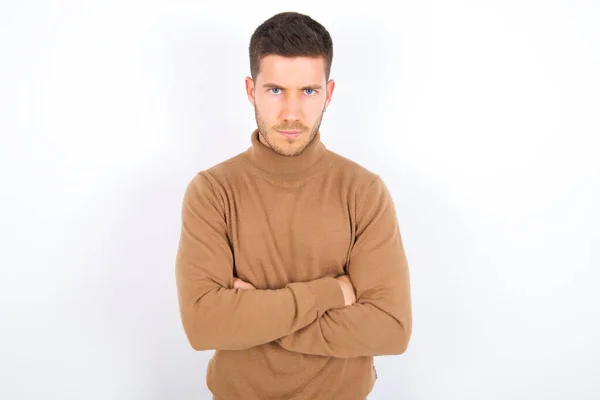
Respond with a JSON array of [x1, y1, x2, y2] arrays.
[[280, 94, 302, 121]]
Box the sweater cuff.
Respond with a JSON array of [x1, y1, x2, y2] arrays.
[[306, 276, 346, 318]]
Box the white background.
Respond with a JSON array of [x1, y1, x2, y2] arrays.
[[1, 1, 599, 399]]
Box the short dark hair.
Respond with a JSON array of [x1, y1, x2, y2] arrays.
[[249, 12, 333, 81]]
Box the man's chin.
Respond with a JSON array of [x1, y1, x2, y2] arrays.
[[271, 139, 305, 157]]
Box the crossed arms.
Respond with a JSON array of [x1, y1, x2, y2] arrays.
[[175, 172, 412, 358]]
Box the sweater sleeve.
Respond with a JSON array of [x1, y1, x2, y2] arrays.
[[277, 176, 412, 358], [175, 172, 345, 351]]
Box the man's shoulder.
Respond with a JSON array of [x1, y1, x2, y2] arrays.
[[205, 151, 246, 177], [327, 149, 380, 188], [184, 150, 248, 195], [327, 150, 397, 217]]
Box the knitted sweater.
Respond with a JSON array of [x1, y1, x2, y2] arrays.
[[175, 129, 412, 399]]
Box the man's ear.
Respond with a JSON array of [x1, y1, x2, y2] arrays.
[[325, 78, 335, 110], [245, 76, 255, 105]]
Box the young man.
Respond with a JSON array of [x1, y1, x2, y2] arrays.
[[175, 11, 412, 400]]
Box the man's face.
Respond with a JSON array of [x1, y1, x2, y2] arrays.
[[245, 55, 335, 156]]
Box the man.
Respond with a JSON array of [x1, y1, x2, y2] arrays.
[[175, 11, 412, 400]]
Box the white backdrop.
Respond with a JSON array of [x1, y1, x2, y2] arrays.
[[1, 1, 599, 399]]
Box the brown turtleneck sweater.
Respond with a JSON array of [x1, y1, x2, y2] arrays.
[[175, 129, 412, 400]]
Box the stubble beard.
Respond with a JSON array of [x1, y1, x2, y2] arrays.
[[254, 106, 324, 157]]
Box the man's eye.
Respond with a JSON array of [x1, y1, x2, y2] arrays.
[[304, 89, 315, 95], [270, 88, 281, 94]]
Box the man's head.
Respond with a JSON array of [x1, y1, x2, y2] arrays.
[[245, 12, 335, 157]]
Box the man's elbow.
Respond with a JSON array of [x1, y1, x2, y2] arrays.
[[181, 317, 213, 351], [389, 319, 412, 355], [180, 312, 249, 352], [178, 291, 223, 351], [179, 301, 222, 351], [187, 333, 212, 351]]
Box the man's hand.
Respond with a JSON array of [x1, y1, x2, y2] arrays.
[[336, 275, 356, 307], [233, 278, 256, 290]]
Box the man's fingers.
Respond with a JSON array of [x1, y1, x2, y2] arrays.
[[233, 278, 256, 290], [233, 278, 245, 288]]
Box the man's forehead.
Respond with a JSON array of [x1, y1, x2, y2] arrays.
[[257, 55, 326, 84]]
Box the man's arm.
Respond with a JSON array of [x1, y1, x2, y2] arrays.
[[276, 176, 412, 358], [175, 172, 346, 351]]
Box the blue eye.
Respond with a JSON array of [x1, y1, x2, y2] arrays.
[[270, 88, 281, 94], [304, 89, 315, 95]]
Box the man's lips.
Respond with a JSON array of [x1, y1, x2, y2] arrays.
[[277, 130, 302, 137]]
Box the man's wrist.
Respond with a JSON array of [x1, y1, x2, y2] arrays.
[[305, 276, 345, 317]]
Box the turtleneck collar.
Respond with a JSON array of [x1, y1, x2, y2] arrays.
[[244, 128, 329, 177]]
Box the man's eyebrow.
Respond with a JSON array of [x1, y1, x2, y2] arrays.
[[262, 83, 323, 90]]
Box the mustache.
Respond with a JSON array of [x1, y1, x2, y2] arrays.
[[273, 124, 307, 131]]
